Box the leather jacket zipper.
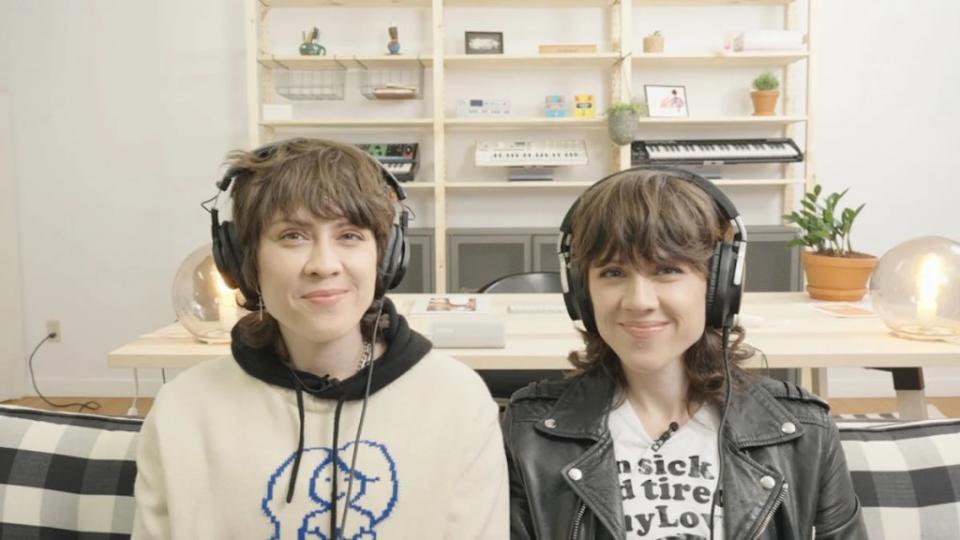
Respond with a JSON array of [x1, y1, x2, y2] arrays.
[[751, 482, 789, 540], [569, 501, 587, 540]]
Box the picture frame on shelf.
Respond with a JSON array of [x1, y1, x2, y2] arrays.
[[465, 31, 504, 55], [645, 84, 689, 118]]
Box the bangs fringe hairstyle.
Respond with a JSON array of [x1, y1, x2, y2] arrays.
[[226, 138, 397, 353], [567, 170, 753, 409]]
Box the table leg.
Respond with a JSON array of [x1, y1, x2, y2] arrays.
[[896, 390, 929, 420], [872, 367, 928, 420], [810, 368, 829, 398], [801, 367, 813, 391]]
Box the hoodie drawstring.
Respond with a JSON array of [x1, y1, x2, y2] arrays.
[[330, 396, 346, 539], [286, 374, 306, 504]]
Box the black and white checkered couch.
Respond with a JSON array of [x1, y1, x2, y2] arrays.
[[2, 405, 960, 538]]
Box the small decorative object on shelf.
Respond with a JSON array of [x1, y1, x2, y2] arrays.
[[465, 31, 504, 55], [643, 30, 664, 53], [360, 66, 424, 100], [606, 102, 645, 145], [172, 244, 248, 343], [573, 94, 595, 118], [387, 25, 401, 55], [544, 95, 566, 118], [784, 184, 877, 301], [456, 99, 511, 117], [870, 236, 960, 341], [299, 27, 326, 56], [751, 71, 780, 116], [645, 84, 688, 118]]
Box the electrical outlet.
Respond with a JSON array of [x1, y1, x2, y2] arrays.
[[46, 320, 61, 342]]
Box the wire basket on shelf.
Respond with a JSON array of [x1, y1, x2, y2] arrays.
[[274, 68, 346, 101], [359, 66, 424, 101]]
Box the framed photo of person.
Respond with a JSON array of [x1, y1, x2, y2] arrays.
[[465, 31, 504, 55], [644, 84, 689, 117]]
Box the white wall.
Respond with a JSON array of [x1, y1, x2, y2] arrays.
[[814, 1, 960, 397], [0, 0, 248, 396], [0, 0, 957, 397], [0, 90, 26, 401]]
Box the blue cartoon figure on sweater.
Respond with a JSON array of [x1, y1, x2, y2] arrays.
[[262, 441, 399, 540]]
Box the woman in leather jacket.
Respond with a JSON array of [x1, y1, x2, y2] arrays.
[[502, 168, 867, 539]]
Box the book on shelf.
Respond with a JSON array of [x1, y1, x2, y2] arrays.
[[409, 295, 492, 315]]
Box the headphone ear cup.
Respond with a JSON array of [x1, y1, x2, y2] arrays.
[[707, 242, 740, 330], [705, 242, 724, 329], [379, 221, 408, 291], [218, 221, 247, 293], [569, 264, 597, 334]]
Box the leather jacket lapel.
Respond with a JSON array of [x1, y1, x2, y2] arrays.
[[721, 380, 805, 538]]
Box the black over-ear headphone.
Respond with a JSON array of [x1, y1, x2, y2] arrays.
[[208, 140, 410, 304], [558, 166, 747, 332]]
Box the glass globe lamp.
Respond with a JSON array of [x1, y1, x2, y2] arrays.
[[869, 236, 960, 341], [172, 243, 248, 343]]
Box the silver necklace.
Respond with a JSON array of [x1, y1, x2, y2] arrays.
[[356, 340, 373, 372]]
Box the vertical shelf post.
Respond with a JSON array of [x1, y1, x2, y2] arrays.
[[433, 0, 447, 293]]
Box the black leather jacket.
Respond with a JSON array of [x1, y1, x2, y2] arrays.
[[502, 371, 868, 539]]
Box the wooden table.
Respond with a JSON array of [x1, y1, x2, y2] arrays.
[[108, 293, 960, 419]]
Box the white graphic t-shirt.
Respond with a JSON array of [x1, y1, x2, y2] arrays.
[[608, 400, 724, 540]]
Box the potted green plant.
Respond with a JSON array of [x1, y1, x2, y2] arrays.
[[751, 71, 779, 116], [784, 184, 877, 301], [605, 102, 647, 145], [643, 30, 664, 53]]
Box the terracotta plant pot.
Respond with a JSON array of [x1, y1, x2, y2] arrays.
[[643, 35, 664, 53], [751, 90, 779, 116], [801, 251, 878, 301]]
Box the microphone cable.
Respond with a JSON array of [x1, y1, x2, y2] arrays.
[[338, 298, 387, 537], [709, 325, 733, 540]]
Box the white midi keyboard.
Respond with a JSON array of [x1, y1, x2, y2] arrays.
[[475, 140, 589, 168], [507, 303, 566, 314]]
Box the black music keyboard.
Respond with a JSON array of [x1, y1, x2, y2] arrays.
[[357, 143, 420, 182], [631, 138, 803, 166]]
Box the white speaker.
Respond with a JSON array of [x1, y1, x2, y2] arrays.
[[428, 317, 506, 348]]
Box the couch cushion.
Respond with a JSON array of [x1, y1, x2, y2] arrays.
[[0, 405, 143, 539], [838, 418, 960, 540]]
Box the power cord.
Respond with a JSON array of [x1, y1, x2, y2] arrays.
[[28, 332, 100, 413]]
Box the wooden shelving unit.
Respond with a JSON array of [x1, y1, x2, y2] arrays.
[[631, 52, 808, 69], [246, 0, 814, 293], [444, 117, 607, 129]]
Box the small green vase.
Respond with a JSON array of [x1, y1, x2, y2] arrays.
[[299, 43, 326, 56]]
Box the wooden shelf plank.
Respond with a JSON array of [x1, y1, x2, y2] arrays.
[[635, 116, 806, 126], [444, 53, 622, 69], [447, 0, 615, 6], [445, 117, 606, 129], [400, 182, 436, 190], [263, 0, 430, 7], [712, 178, 805, 186], [632, 51, 807, 68], [261, 118, 434, 128], [259, 55, 433, 70], [636, 0, 792, 5], [262, 0, 790, 6], [446, 181, 595, 189]]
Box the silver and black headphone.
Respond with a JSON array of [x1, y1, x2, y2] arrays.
[[558, 166, 748, 331], [207, 140, 410, 304]]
